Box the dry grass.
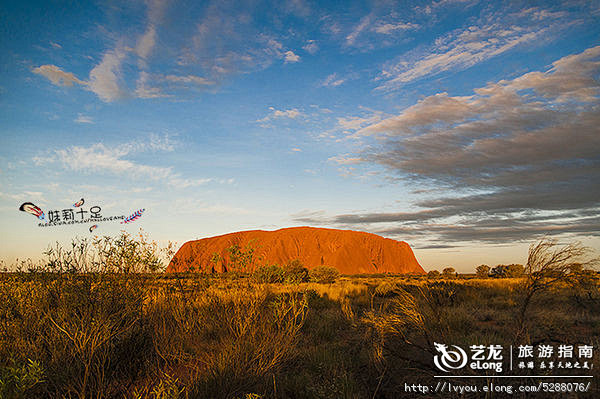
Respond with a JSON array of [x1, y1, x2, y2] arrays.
[[1, 272, 599, 398], [1, 235, 599, 398]]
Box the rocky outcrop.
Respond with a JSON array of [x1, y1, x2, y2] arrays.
[[167, 226, 424, 275]]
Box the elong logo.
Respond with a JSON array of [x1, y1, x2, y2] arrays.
[[433, 342, 468, 372], [433, 342, 505, 373]]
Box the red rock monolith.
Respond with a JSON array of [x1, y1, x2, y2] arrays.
[[167, 226, 424, 274]]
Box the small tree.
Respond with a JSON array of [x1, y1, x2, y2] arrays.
[[427, 270, 440, 279], [490, 264, 524, 278], [309, 265, 340, 284], [475, 265, 490, 278], [225, 243, 255, 271], [567, 264, 600, 305], [283, 259, 309, 284], [253, 264, 285, 283], [442, 267, 456, 279], [505, 264, 524, 278], [516, 239, 597, 339], [490, 265, 507, 278]]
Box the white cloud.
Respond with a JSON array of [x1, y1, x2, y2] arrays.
[[74, 114, 94, 124], [356, 93, 474, 136], [30, 134, 217, 190], [328, 155, 363, 165], [50, 41, 62, 49], [33, 0, 173, 102], [283, 0, 311, 17], [54, 143, 173, 179], [146, 0, 168, 23], [32, 65, 86, 87], [346, 15, 371, 46], [0, 191, 46, 203], [33, 1, 308, 101], [88, 48, 127, 102], [170, 177, 213, 188], [339, 12, 422, 50], [321, 73, 345, 87], [135, 25, 157, 60], [310, 104, 333, 113], [302, 40, 318, 54], [305, 46, 600, 244], [332, 46, 600, 242], [257, 107, 303, 122], [363, 46, 600, 137], [374, 22, 420, 34], [118, 133, 177, 153], [291, 148, 302, 152], [337, 113, 384, 132], [164, 74, 214, 85], [135, 0, 167, 61], [33, 54, 128, 102], [274, 109, 301, 118], [516, 7, 568, 21], [376, 7, 579, 91], [415, 0, 476, 14], [284, 50, 301, 63], [146, 133, 177, 152], [135, 71, 169, 99], [183, 7, 302, 76]]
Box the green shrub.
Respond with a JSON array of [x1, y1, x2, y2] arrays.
[[0, 359, 45, 399], [253, 265, 285, 283], [309, 266, 340, 284]]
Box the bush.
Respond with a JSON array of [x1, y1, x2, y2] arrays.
[[506, 264, 524, 277], [490, 264, 524, 278], [0, 359, 45, 399], [309, 266, 340, 284], [253, 265, 285, 283], [283, 259, 310, 284], [42, 230, 173, 273], [442, 267, 456, 279], [427, 270, 440, 279], [0, 234, 158, 398], [475, 265, 490, 278]]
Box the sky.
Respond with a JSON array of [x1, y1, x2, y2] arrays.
[[1, 0, 599, 272]]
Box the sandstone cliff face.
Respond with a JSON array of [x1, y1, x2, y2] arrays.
[[168, 227, 424, 275]]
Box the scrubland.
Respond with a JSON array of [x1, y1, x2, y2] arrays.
[[0, 233, 598, 398]]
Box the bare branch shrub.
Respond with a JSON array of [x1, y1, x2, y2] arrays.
[[516, 238, 598, 341]]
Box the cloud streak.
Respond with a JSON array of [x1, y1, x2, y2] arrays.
[[257, 107, 303, 123], [377, 7, 576, 90], [33, 47, 129, 102], [32, 65, 86, 86], [74, 114, 94, 124], [32, 135, 223, 189], [307, 46, 600, 244], [33, 0, 302, 102]]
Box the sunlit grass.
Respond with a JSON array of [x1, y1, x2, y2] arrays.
[[1, 234, 598, 397]]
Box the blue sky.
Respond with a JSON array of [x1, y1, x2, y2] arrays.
[[1, 0, 599, 272]]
